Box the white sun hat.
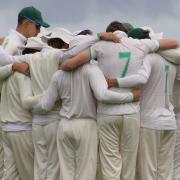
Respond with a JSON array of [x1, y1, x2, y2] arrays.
[[141, 27, 180, 65], [37, 27, 51, 38], [141, 26, 163, 40], [18, 37, 47, 50], [69, 35, 92, 49], [42, 28, 74, 44]]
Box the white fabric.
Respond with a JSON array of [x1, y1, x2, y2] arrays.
[[33, 64, 134, 119], [97, 114, 140, 180], [0, 29, 27, 91], [172, 67, 180, 180], [90, 31, 159, 115], [2, 131, 34, 180], [32, 121, 60, 180], [42, 28, 74, 44], [2, 123, 32, 132], [69, 35, 92, 48], [0, 28, 27, 180], [117, 53, 178, 130], [173, 117, 180, 180], [18, 37, 48, 50], [57, 118, 98, 180], [141, 26, 163, 40], [0, 127, 3, 180], [0, 72, 41, 124], [0, 47, 31, 65], [2, 29, 26, 55], [137, 128, 176, 180], [158, 48, 180, 65]]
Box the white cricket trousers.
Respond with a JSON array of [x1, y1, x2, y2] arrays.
[[2, 130, 34, 180], [57, 118, 98, 180], [0, 126, 3, 179], [173, 117, 180, 180], [137, 127, 176, 180], [32, 121, 60, 180], [97, 113, 140, 180]]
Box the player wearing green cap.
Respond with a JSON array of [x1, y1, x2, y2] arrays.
[[0, 6, 49, 180]]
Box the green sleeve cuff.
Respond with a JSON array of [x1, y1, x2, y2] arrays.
[[116, 79, 119, 87], [96, 33, 101, 40]]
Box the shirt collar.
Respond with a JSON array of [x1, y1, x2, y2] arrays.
[[9, 29, 27, 44]]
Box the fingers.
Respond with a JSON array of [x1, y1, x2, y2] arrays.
[[99, 32, 120, 43], [12, 63, 30, 76], [132, 88, 141, 102]]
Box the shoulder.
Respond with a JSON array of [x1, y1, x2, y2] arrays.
[[52, 70, 64, 81], [82, 63, 102, 75]]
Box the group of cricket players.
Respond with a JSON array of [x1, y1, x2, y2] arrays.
[[0, 5, 180, 180]]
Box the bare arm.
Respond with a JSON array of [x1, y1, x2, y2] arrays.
[[61, 49, 91, 71], [159, 39, 178, 50], [57, 32, 120, 64]]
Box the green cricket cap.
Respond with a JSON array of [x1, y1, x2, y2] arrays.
[[18, 6, 50, 28], [128, 28, 150, 39]]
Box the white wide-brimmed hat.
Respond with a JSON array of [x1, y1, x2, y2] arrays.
[[42, 28, 74, 44], [69, 35, 92, 49], [19, 37, 47, 50], [141, 26, 163, 40], [37, 27, 51, 38]]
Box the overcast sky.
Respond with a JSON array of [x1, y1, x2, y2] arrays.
[[0, 0, 180, 40]]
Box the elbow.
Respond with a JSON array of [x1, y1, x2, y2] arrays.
[[60, 62, 76, 71], [139, 78, 147, 85], [22, 102, 32, 111], [171, 40, 179, 49], [96, 92, 110, 103]]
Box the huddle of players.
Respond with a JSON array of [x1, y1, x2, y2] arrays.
[[0, 5, 180, 180]]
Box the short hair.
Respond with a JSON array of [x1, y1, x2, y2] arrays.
[[48, 38, 65, 49], [17, 15, 26, 27], [106, 21, 128, 34]]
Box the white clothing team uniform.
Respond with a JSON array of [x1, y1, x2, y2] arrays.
[[117, 53, 180, 179], [0, 29, 35, 180], [90, 31, 159, 180], [173, 80, 180, 180]]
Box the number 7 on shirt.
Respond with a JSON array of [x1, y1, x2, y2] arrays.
[[118, 52, 131, 78]]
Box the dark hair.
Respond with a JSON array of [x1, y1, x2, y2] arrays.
[[22, 48, 40, 55], [106, 21, 128, 34], [17, 15, 26, 27], [47, 38, 65, 49]]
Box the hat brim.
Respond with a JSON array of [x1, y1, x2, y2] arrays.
[[36, 20, 50, 28]]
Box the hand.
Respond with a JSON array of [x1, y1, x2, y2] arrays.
[[132, 88, 141, 102], [106, 77, 117, 88], [12, 63, 30, 76], [98, 32, 120, 43]]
